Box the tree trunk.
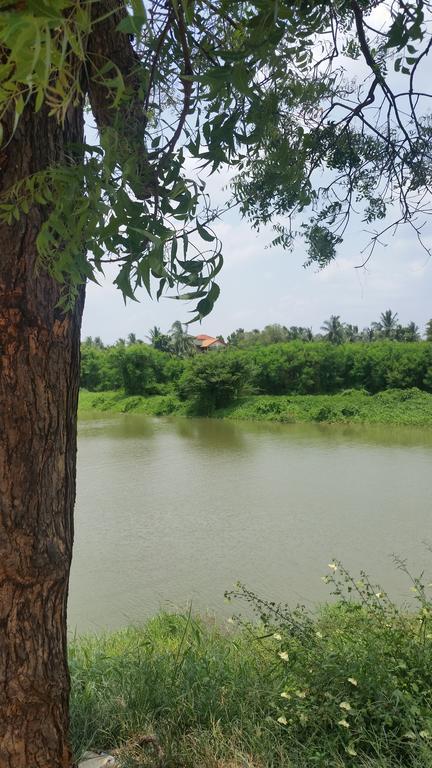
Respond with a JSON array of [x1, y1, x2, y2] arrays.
[[0, 103, 84, 766]]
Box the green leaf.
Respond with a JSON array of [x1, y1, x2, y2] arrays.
[[197, 221, 215, 242]]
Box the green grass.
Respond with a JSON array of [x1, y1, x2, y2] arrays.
[[69, 563, 432, 767], [79, 389, 186, 417], [79, 387, 432, 427]]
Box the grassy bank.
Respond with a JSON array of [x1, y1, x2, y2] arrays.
[[79, 387, 432, 427], [70, 564, 432, 767]]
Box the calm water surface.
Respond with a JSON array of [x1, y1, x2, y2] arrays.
[[69, 414, 432, 633]]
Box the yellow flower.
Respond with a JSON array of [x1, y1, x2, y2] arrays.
[[339, 701, 352, 711], [348, 677, 358, 687], [273, 633, 282, 641], [277, 716, 287, 725], [281, 692, 291, 699], [338, 719, 350, 729], [278, 651, 289, 661]]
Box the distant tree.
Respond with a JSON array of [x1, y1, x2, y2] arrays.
[[227, 329, 246, 347], [321, 316, 345, 345], [93, 336, 105, 349], [343, 324, 360, 343], [178, 352, 254, 414], [170, 321, 196, 358], [426, 320, 432, 342], [379, 310, 399, 339], [260, 324, 289, 345], [147, 326, 172, 353], [287, 326, 313, 342], [361, 326, 375, 342], [127, 332, 137, 345], [397, 322, 421, 342]]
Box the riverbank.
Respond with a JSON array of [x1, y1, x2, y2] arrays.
[[70, 566, 432, 767], [79, 387, 432, 426]]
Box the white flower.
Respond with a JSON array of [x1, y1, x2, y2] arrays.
[[315, 631, 323, 639], [278, 651, 289, 661], [348, 677, 358, 687], [338, 719, 350, 729], [273, 633, 282, 641], [339, 701, 352, 712], [346, 744, 357, 756], [281, 691, 291, 699], [328, 562, 338, 571], [420, 730, 431, 740], [296, 690, 307, 699], [277, 715, 287, 725]]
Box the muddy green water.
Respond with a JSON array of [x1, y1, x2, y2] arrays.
[[69, 414, 432, 633]]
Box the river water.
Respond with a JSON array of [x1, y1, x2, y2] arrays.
[[69, 414, 432, 633]]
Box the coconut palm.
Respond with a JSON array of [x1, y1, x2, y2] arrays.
[[321, 315, 345, 345], [343, 323, 360, 342], [147, 325, 172, 353], [170, 320, 196, 357], [379, 309, 399, 338], [401, 321, 420, 342]]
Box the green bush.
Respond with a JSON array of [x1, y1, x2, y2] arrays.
[[81, 341, 432, 398], [177, 352, 255, 414]]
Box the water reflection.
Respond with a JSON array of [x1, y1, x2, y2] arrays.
[[69, 413, 432, 633]]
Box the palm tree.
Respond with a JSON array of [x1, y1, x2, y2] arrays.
[[362, 326, 375, 342], [147, 326, 172, 353], [343, 323, 359, 343], [401, 321, 420, 342], [170, 320, 196, 357], [379, 309, 399, 339], [321, 315, 345, 345]]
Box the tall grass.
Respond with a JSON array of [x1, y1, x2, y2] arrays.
[[70, 561, 432, 767]]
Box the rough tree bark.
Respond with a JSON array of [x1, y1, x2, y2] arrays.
[[0, 3, 149, 765], [0, 103, 85, 767]]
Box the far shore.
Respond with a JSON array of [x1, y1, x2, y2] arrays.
[[79, 387, 432, 427]]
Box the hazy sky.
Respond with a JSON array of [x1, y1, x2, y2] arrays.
[[82, 169, 432, 343]]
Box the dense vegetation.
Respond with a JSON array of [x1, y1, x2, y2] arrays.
[[81, 339, 432, 411], [79, 387, 432, 427], [70, 563, 432, 768]]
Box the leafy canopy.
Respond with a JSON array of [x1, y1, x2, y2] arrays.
[[1, 0, 431, 314]]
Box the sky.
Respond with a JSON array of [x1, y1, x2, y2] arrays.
[[82, 173, 432, 343], [81, 6, 432, 344]]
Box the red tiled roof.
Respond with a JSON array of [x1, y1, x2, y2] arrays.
[[195, 334, 214, 340], [201, 338, 226, 348]]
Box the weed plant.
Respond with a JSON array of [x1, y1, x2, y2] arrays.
[[70, 560, 432, 767]]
